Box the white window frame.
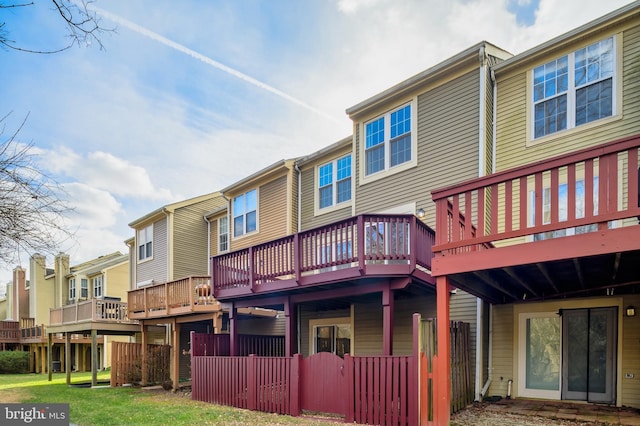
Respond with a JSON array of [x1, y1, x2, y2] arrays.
[[92, 275, 103, 298], [218, 216, 229, 253], [316, 154, 352, 214], [69, 278, 76, 301], [529, 36, 618, 142], [137, 224, 153, 262], [360, 100, 417, 184], [80, 278, 88, 299], [232, 189, 258, 238], [309, 316, 353, 357]]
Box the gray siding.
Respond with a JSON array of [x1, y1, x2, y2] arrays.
[[237, 316, 285, 336], [355, 70, 481, 229], [173, 197, 226, 279], [136, 217, 168, 285]]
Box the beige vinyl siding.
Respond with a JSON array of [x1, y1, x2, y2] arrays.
[[449, 290, 479, 390], [496, 24, 640, 172], [622, 294, 640, 408], [103, 262, 129, 299], [299, 304, 351, 357], [173, 197, 226, 279], [487, 304, 514, 397], [355, 70, 481, 229], [299, 159, 353, 231], [289, 168, 299, 234], [230, 175, 291, 251], [237, 316, 285, 336], [137, 218, 168, 285], [483, 62, 495, 176]]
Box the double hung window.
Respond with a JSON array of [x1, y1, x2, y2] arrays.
[[93, 275, 103, 298], [364, 103, 413, 176], [533, 37, 615, 139], [233, 189, 257, 237], [218, 216, 229, 252], [318, 155, 352, 209], [81, 278, 88, 298], [69, 278, 76, 301], [138, 224, 153, 261]]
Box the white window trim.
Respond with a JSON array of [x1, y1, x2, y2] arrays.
[[80, 278, 88, 299], [69, 278, 76, 301], [232, 188, 259, 240], [218, 216, 229, 253], [92, 275, 103, 299], [137, 224, 153, 263], [315, 154, 353, 215], [309, 314, 353, 356], [359, 100, 418, 186], [527, 33, 622, 146]]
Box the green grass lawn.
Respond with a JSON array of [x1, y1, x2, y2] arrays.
[[0, 372, 343, 425]]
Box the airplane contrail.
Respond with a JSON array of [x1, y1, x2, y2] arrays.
[[90, 6, 343, 124]]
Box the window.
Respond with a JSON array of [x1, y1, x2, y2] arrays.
[[313, 324, 351, 358], [532, 37, 615, 139], [92, 275, 103, 298], [233, 189, 257, 237], [518, 313, 561, 399], [80, 278, 88, 298], [364, 103, 413, 176], [138, 224, 153, 261], [318, 155, 352, 209], [218, 216, 229, 252], [69, 278, 76, 301], [529, 177, 599, 240]]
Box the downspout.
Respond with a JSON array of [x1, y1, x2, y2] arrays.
[[294, 163, 302, 232], [480, 304, 494, 399], [491, 68, 497, 174], [478, 45, 486, 177], [203, 214, 211, 274], [475, 298, 483, 401], [164, 209, 170, 282]]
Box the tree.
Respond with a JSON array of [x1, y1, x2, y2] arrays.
[[0, 0, 113, 53], [0, 113, 75, 265]]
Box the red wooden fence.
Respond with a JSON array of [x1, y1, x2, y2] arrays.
[[190, 333, 284, 357]]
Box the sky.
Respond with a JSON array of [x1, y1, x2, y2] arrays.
[[0, 0, 635, 292]]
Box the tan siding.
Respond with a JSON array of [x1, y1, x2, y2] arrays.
[[622, 294, 640, 408], [137, 218, 168, 284], [230, 175, 291, 251], [487, 304, 514, 397], [496, 24, 640, 172], [290, 169, 299, 234], [299, 304, 351, 357], [103, 262, 129, 300], [237, 316, 285, 336], [355, 70, 481, 229], [300, 164, 352, 231], [173, 197, 226, 279]]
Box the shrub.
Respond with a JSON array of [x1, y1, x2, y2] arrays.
[[0, 350, 29, 374]]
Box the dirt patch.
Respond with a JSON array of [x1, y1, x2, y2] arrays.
[[0, 388, 29, 403]]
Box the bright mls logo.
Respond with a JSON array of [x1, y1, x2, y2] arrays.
[[1, 404, 69, 425]]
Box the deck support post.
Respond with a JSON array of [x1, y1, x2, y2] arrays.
[[284, 297, 295, 356], [172, 320, 180, 391], [47, 335, 52, 381], [229, 304, 237, 356], [382, 284, 394, 356], [65, 332, 71, 385], [91, 329, 98, 386], [141, 323, 148, 386], [435, 276, 451, 425]]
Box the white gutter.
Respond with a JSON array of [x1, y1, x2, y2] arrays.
[[478, 45, 486, 177], [480, 304, 494, 398], [491, 68, 497, 173]]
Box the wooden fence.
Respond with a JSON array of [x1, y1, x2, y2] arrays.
[[191, 333, 285, 357], [110, 342, 170, 387]]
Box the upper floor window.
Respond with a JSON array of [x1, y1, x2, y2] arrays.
[[533, 37, 615, 139], [364, 103, 414, 177], [80, 278, 88, 298], [138, 224, 153, 261], [233, 189, 257, 237], [69, 278, 76, 301], [92, 275, 103, 298], [218, 216, 229, 252], [318, 155, 352, 209]]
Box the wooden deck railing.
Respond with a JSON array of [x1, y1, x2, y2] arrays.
[[128, 276, 219, 319], [0, 320, 20, 343], [212, 214, 435, 298], [49, 299, 135, 325], [432, 135, 640, 254]]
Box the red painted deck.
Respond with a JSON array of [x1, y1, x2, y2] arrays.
[[211, 214, 435, 300], [431, 135, 640, 303]]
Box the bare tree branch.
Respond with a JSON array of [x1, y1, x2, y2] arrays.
[[0, 112, 75, 266], [0, 0, 114, 53]]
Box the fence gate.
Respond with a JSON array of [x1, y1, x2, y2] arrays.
[[300, 352, 347, 416]]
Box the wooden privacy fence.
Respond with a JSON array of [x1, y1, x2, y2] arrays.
[[110, 342, 170, 387], [191, 332, 285, 357]]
